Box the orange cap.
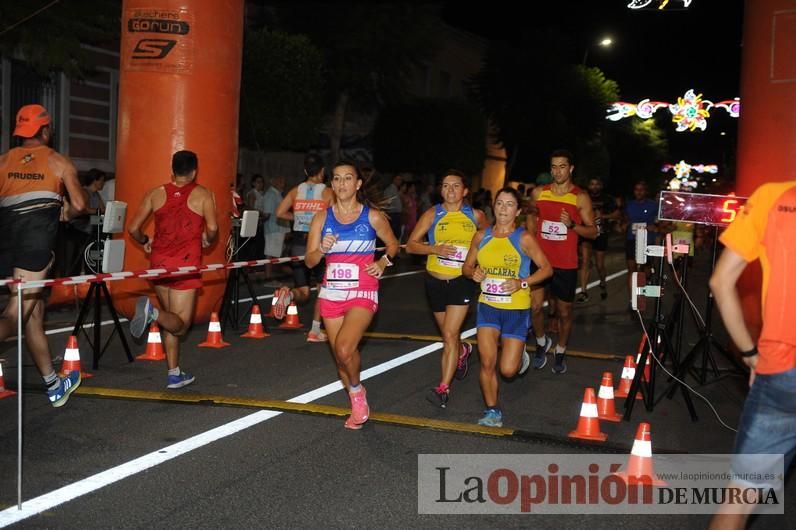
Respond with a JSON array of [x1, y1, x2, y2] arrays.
[[14, 104, 50, 138]]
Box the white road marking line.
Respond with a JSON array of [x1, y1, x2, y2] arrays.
[[0, 270, 626, 525]]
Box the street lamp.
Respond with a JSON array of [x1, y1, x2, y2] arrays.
[[582, 37, 613, 65]]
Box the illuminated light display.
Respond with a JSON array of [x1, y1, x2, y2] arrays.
[[662, 160, 718, 180], [670, 89, 710, 131], [606, 89, 740, 132], [658, 191, 746, 227], [627, 0, 692, 9]]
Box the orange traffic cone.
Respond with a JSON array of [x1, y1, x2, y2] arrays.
[[597, 371, 622, 422], [568, 388, 607, 442], [59, 335, 93, 379], [615, 355, 642, 400], [265, 296, 277, 318], [614, 422, 667, 486], [241, 305, 269, 339], [278, 303, 302, 329], [0, 363, 16, 399], [198, 312, 230, 348], [136, 323, 166, 361]]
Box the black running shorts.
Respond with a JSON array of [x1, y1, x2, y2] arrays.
[[424, 274, 476, 313], [0, 206, 59, 277]]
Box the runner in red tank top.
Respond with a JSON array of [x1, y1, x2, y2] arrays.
[[525, 149, 596, 375], [128, 151, 218, 389], [151, 181, 204, 290]]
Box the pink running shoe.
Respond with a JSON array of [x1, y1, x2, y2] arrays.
[[272, 287, 292, 320], [306, 330, 328, 343], [455, 342, 473, 380], [345, 386, 369, 429]]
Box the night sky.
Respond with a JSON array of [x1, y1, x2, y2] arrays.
[[443, 0, 745, 173]]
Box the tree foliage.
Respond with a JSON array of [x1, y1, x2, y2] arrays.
[[605, 118, 669, 194], [277, 3, 442, 110], [373, 98, 486, 175], [0, 1, 120, 78], [469, 31, 619, 179], [275, 3, 442, 161], [240, 30, 324, 151]]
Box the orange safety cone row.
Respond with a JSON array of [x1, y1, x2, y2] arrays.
[[597, 371, 622, 422], [136, 323, 166, 361], [198, 312, 230, 348], [613, 422, 667, 486], [59, 335, 93, 379], [241, 305, 269, 339], [568, 387, 607, 442], [0, 363, 16, 399], [615, 355, 642, 400], [278, 303, 302, 329]]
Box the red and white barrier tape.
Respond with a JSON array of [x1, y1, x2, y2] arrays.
[[0, 245, 400, 290]]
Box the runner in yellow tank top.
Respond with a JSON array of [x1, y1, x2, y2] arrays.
[[406, 170, 488, 408], [462, 187, 552, 427]]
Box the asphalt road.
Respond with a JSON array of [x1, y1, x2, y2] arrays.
[[0, 242, 793, 528]]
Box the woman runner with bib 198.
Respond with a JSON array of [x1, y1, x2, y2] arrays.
[[406, 170, 488, 408], [463, 187, 552, 427], [305, 160, 399, 430]]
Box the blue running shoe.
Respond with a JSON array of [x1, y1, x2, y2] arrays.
[[552, 352, 568, 374], [532, 335, 552, 370], [477, 408, 503, 428], [131, 296, 155, 339], [167, 371, 195, 389], [48, 371, 82, 408]]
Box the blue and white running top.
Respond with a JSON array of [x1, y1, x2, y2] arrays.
[[319, 205, 379, 302]]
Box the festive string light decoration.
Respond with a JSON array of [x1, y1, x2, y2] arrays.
[[627, 0, 692, 9], [662, 160, 717, 191], [662, 160, 718, 179], [606, 89, 739, 132]]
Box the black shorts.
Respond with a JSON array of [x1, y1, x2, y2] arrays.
[[539, 268, 578, 303], [0, 207, 59, 277], [289, 233, 322, 288], [625, 239, 637, 260], [580, 234, 608, 252], [425, 274, 475, 313]]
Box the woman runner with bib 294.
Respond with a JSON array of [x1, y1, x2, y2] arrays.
[[406, 170, 488, 408], [463, 187, 551, 428], [305, 160, 399, 430]]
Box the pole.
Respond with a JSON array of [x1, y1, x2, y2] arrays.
[[17, 283, 23, 509]]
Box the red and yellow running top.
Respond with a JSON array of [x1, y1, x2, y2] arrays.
[[720, 181, 796, 375], [535, 184, 583, 270]]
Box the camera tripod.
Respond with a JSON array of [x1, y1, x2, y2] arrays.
[[664, 226, 745, 394], [622, 251, 699, 422], [219, 220, 266, 332], [71, 224, 133, 369]]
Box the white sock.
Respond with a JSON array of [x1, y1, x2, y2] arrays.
[[311, 320, 322, 334], [43, 371, 59, 390], [349, 384, 362, 393], [168, 367, 180, 376], [555, 345, 566, 354], [536, 336, 547, 347]]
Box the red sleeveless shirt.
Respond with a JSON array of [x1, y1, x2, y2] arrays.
[[535, 184, 583, 270], [150, 181, 204, 289]]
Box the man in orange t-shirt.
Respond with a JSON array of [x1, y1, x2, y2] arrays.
[[0, 104, 86, 407], [708, 181, 796, 529]]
